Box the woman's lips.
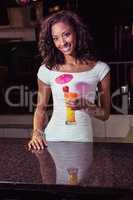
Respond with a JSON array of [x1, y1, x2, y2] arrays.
[[60, 44, 71, 52]]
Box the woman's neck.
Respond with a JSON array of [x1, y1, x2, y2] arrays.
[[64, 55, 78, 66]]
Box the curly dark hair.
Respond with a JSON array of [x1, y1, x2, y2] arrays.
[[39, 10, 97, 70]]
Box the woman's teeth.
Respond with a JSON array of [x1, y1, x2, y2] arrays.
[[62, 44, 71, 52]]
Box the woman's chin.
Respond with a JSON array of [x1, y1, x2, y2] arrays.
[[63, 51, 74, 56]]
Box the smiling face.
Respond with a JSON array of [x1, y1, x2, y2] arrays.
[[51, 21, 76, 56]]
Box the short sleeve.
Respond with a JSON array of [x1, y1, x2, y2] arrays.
[[97, 62, 110, 81], [37, 65, 51, 85]]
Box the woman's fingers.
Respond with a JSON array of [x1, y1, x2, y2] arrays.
[[28, 139, 39, 151], [66, 98, 97, 111], [28, 140, 34, 150], [66, 98, 86, 110], [66, 99, 81, 109], [42, 137, 48, 147], [28, 137, 47, 151]]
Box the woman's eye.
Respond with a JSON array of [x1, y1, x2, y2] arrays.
[[53, 37, 58, 41], [64, 32, 71, 37]]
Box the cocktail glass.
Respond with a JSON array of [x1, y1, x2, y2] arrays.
[[64, 91, 79, 125], [67, 167, 78, 185]]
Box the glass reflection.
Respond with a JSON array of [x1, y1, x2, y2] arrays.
[[34, 142, 93, 185]]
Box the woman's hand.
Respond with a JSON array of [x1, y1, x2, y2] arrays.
[[66, 97, 106, 119], [28, 130, 47, 151], [66, 97, 96, 111]]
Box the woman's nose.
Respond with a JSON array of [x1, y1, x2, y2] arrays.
[[60, 37, 66, 46]]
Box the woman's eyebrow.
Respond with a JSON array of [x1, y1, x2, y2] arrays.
[[52, 29, 71, 37]]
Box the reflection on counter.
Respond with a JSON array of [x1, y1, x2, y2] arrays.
[[0, 138, 133, 188], [1, 138, 133, 199]]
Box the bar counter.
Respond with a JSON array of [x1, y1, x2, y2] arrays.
[[0, 138, 133, 199]]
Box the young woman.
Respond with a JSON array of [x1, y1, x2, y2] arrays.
[[28, 10, 110, 184]]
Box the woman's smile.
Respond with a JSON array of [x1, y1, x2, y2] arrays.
[[60, 43, 72, 53]]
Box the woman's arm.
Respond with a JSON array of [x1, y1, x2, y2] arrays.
[[93, 72, 111, 121], [28, 79, 51, 150]]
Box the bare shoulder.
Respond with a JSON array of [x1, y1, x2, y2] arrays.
[[85, 60, 97, 69]]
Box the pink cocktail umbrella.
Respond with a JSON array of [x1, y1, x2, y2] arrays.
[[55, 74, 73, 84]]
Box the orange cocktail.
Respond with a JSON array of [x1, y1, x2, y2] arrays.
[[64, 91, 79, 125], [67, 168, 78, 185]]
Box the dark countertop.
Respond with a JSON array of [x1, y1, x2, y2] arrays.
[[0, 138, 133, 188], [0, 138, 133, 199]]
